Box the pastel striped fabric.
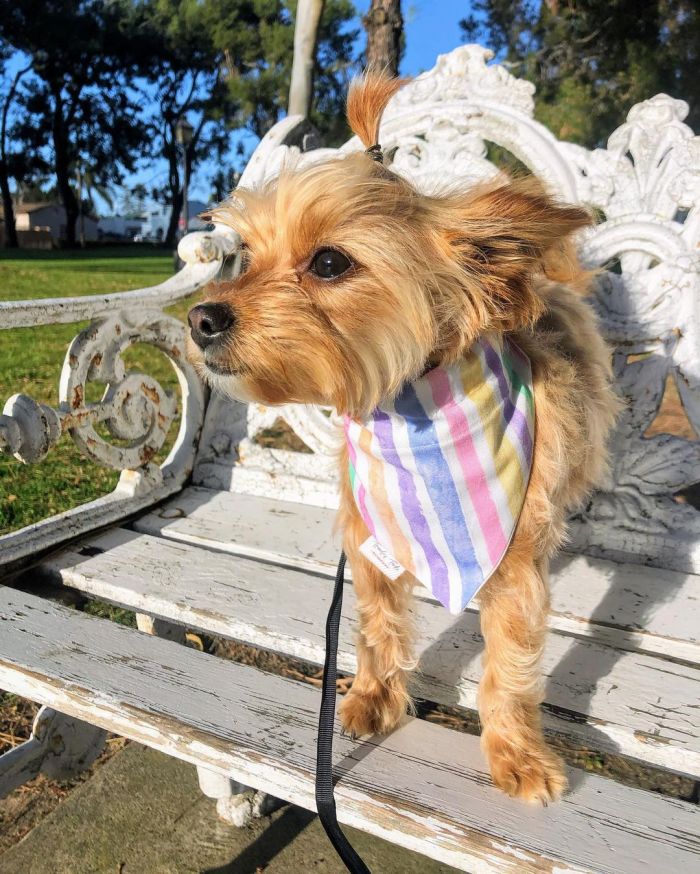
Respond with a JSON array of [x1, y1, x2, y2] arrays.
[[344, 335, 535, 614]]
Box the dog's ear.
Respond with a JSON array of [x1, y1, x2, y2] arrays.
[[436, 176, 592, 332], [346, 71, 409, 149]]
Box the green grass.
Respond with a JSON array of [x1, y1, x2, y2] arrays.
[[0, 246, 198, 535]]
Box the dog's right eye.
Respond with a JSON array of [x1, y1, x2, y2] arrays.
[[309, 248, 352, 280]]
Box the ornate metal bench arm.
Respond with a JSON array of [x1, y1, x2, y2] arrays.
[[2, 313, 190, 476], [0, 227, 238, 477], [0, 227, 237, 329]]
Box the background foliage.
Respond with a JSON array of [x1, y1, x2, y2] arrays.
[[2, 1, 698, 246], [461, 0, 699, 148], [0, 0, 359, 246]]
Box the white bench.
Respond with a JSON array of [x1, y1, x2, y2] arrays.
[[1, 46, 699, 872]]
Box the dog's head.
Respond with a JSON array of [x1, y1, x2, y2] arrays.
[[187, 74, 590, 417]]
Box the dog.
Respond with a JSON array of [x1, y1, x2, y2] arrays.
[[187, 73, 620, 804]]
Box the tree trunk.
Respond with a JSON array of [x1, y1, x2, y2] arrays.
[[51, 87, 79, 248], [0, 160, 18, 248], [164, 128, 198, 249], [1, 63, 31, 249], [288, 0, 325, 117], [364, 0, 403, 76]]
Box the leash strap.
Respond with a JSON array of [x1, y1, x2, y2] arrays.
[[315, 551, 372, 874]]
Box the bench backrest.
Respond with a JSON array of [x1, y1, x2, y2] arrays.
[[193, 45, 700, 576]]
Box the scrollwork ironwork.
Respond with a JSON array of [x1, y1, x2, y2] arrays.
[[215, 45, 700, 572], [1, 311, 206, 480]]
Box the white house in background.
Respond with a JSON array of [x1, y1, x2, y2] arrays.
[[97, 215, 146, 240], [140, 200, 210, 241], [14, 202, 99, 244]]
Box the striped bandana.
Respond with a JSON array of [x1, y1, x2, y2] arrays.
[[344, 335, 535, 614]]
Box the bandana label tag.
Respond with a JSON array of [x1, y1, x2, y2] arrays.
[[359, 536, 405, 581]]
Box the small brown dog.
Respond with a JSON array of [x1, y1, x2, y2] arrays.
[[187, 74, 619, 804]]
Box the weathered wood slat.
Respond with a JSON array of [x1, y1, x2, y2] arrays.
[[0, 476, 185, 578], [40, 527, 700, 775], [0, 586, 698, 874], [134, 487, 700, 663], [135, 486, 342, 574]]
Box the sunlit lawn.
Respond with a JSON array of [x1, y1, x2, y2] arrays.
[[0, 246, 197, 534]]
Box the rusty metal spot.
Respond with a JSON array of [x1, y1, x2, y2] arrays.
[[72, 386, 84, 408], [139, 444, 157, 464], [141, 383, 160, 405]]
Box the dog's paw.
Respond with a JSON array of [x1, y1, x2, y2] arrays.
[[487, 741, 567, 805], [339, 685, 406, 737]]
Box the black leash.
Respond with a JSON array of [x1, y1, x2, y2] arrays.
[[315, 551, 372, 874]]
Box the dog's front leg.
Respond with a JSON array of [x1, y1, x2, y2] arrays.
[[338, 509, 416, 737], [477, 551, 567, 804]]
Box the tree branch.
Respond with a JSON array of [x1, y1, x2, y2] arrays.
[[1, 61, 32, 162]]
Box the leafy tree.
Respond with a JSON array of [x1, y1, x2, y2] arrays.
[[204, 0, 359, 146], [1, 1, 358, 249], [118, 185, 149, 219], [211, 165, 242, 204], [461, 0, 699, 147], [0, 0, 149, 246], [13, 182, 56, 204], [140, 0, 358, 247], [136, 0, 230, 247], [80, 168, 118, 216]]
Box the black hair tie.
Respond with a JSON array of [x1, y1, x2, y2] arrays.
[[365, 143, 383, 164]]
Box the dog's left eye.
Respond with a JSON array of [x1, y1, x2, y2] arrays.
[[309, 249, 352, 279]]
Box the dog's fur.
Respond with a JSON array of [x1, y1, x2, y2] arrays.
[[188, 74, 620, 804]]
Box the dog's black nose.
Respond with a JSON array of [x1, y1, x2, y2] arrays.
[[188, 303, 235, 349]]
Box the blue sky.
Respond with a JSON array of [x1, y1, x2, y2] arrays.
[[132, 0, 471, 208], [394, 1, 470, 76]]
